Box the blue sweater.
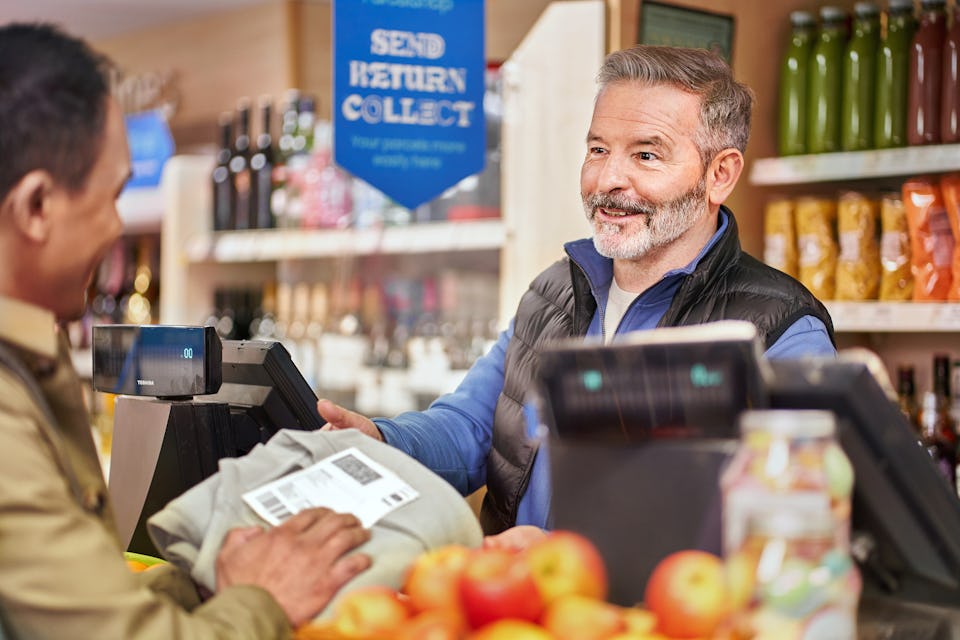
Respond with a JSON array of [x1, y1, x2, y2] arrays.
[[374, 211, 836, 528]]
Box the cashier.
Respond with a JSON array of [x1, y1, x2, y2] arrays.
[[0, 23, 370, 639]]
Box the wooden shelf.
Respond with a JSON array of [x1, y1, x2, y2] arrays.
[[182, 219, 507, 263], [749, 144, 960, 186], [825, 302, 960, 333]]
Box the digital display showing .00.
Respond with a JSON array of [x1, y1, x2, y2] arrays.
[[92, 325, 216, 397]]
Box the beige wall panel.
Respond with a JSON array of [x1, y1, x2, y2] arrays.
[[95, 2, 293, 147]]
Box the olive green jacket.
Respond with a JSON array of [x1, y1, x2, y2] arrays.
[[0, 296, 289, 639]]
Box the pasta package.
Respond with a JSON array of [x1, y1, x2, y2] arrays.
[[903, 177, 953, 301], [763, 197, 798, 278], [795, 196, 838, 300], [835, 191, 880, 301], [942, 173, 960, 301], [879, 192, 914, 301]]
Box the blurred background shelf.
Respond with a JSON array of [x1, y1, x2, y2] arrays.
[[825, 302, 960, 333], [182, 219, 508, 264], [749, 144, 960, 186]]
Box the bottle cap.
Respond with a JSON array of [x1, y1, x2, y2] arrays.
[[853, 2, 880, 17], [887, 0, 915, 11], [739, 409, 837, 438], [789, 10, 816, 27], [919, 0, 946, 7], [819, 6, 848, 22]]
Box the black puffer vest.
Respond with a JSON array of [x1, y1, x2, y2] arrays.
[[478, 211, 835, 534]]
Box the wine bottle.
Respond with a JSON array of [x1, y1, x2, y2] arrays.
[[212, 113, 233, 231], [250, 97, 276, 229], [229, 99, 253, 230]]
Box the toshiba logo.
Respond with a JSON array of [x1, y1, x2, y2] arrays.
[[137, 379, 155, 386]]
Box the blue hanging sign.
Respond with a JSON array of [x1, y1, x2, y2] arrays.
[[333, 0, 486, 210], [123, 110, 175, 189]]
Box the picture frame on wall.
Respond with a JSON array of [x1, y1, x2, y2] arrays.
[[638, 1, 735, 64]]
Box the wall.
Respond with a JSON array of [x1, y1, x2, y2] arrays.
[[96, 0, 554, 147]]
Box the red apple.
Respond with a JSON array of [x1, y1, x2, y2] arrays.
[[643, 550, 728, 639], [332, 585, 411, 637], [459, 547, 544, 629], [541, 594, 625, 640], [467, 620, 554, 640], [402, 544, 472, 615], [525, 530, 608, 603]]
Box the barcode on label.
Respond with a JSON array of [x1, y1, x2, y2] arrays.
[[332, 453, 381, 485], [257, 491, 294, 522]]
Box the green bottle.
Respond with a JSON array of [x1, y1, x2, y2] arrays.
[[807, 6, 849, 154], [841, 2, 880, 150], [779, 11, 817, 156], [875, 0, 917, 148]]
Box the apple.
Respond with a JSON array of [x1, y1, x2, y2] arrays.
[[331, 585, 410, 637], [395, 608, 467, 640], [402, 544, 472, 616], [525, 530, 608, 603], [459, 547, 544, 629], [643, 550, 728, 639], [541, 594, 625, 640], [620, 607, 657, 635], [467, 620, 554, 640]]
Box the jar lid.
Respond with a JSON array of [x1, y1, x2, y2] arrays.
[[739, 409, 837, 438], [919, 0, 946, 7], [789, 10, 816, 27], [853, 2, 880, 17], [819, 6, 848, 22]]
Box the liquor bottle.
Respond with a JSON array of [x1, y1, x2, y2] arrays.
[[874, 0, 917, 148], [229, 99, 253, 230], [272, 89, 300, 229], [807, 6, 849, 154], [941, 5, 960, 143], [896, 364, 920, 432], [250, 97, 276, 229], [841, 2, 880, 151], [918, 353, 957, 489], [778, 11, 817, 156], [907, 0, 948, 145], [212, 113, 233, 231]]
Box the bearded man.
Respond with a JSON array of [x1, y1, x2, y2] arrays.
[[316, 45, 836, 547]]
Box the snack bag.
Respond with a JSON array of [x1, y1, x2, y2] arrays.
[[763, 197, 798, 278], [942, 173, 960, 301], [879, 192, 914, 301], [903, 177, 953, 301], [795, 196, 838, 300], [835, 192, 880, 300]]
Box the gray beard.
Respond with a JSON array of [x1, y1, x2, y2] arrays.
[[583, 177, 707, 260]]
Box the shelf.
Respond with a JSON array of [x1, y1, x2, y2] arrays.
[[182, 219, 508, 263], [749, 144, 960, 186], [117, 187, 164, 234], [825, 302, 960, 332]]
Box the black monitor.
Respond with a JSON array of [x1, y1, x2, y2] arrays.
[[199, 339, 326, 455]]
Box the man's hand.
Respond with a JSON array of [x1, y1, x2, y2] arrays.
[[215, 508, 372, 627], [482, 525, 548, 551], [317, 399, 384, 442]]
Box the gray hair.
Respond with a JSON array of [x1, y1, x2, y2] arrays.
[[596, 45, 754, 166]]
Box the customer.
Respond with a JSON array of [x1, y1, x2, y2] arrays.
[[318, 45, 836, 544], [0, 23, 370, 638]]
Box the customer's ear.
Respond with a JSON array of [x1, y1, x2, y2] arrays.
[[705, 148, 743, 207]]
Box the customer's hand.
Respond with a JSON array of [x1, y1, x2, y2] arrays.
[[215, 508, 372, 627], [317, 399, 384, 442], [483, 525, 548, 551]]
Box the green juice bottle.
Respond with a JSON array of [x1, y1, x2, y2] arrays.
[[807, 6, 849, 154], [841, 2, 880, 150], [874, 0, 917, 148], [779, 11, 817, 156]]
